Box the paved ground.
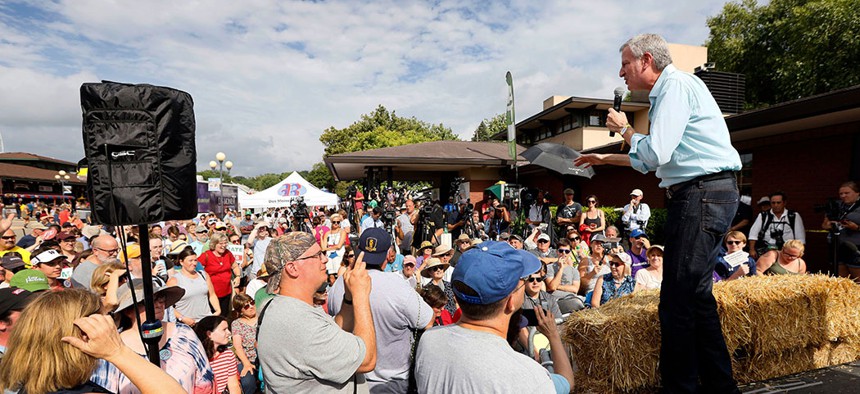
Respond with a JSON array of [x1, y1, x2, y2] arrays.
[[740, 361, 860, 393]]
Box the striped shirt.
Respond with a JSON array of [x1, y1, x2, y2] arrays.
[[211, 349, 239, 393]]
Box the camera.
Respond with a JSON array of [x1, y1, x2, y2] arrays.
[[814, 198, 843, 221], [770, 229, 785, 250]]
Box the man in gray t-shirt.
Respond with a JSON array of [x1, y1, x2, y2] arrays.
[[329, 228, 433, 393], [257, 232, 376, 393], [415, 241, 573, 393]]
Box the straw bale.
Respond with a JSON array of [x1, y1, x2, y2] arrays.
[[732, 340, 860, 383], [565, 290, 661, 392], [714, 275, 827, 355], [563, 275, 860, 393]]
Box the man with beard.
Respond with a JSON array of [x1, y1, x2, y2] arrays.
[[70, 235, 119, 290]]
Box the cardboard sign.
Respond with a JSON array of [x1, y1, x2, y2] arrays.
[[724, 250, 750, 268], [227, 244, 245, 266]]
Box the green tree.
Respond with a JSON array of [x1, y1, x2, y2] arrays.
[[197, 170, 234, 184], [305, 162, 336, 191], [707, 0, 860, 108], [471, 114, 507, 141], [319, 105, 459, 156]]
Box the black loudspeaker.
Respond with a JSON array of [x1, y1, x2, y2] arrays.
[[81, 81, 198, 225]]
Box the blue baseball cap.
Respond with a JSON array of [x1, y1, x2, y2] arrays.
[[630, 229, 647, 239], [358, 228, 391, 266], [452, 241, 542, 305]]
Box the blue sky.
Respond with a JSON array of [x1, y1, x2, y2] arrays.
[[0, 0, 731, 178]]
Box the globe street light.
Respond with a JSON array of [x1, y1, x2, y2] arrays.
[[55, 170, 71, 202], [209, 152, 232, 216]]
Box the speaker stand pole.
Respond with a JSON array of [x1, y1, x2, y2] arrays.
[[137, 227, 164, 366]]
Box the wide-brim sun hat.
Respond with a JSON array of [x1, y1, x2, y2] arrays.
[[115, 279, 185, 314], [420, 257, 450, 278]]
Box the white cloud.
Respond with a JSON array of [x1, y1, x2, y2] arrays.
[[0, 0, 729, 176]]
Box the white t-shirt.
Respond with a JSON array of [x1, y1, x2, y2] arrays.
[[635, 268, 662, 290]]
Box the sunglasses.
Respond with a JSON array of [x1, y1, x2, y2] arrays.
[[215, 227, 227, 231], [610, 262, 624, 267], [1, 236, 16, 240], [569, 237, 580, 241], [230, 239, 241, 244], [346, 254, 355, 258], [726, 240, 743, 245], [537, 240, 549, 244], [526, 276, 545, 283], [332, 221, 341, 224], [431, 266, 445, 272], [558, 249, 572, 254], [96, 247, 119, 254], [587, 200, 597, 204], [243, 301, 256, 310]]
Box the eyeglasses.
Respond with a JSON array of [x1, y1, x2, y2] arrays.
[[243, 301, 256, 310], [783, 252, 801, 260], [96, 247, 119, 255], [295, 251, 324, 261], [726, 240, 743, 245], [526, 276, 545, 283], [1, 236, 15, 240], [558, 249, 572, 254], [610, 262, 624, 267]]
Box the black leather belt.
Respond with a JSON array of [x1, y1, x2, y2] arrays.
[[666, 170, 737, 199]]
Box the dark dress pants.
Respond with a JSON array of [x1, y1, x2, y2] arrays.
[[659, 176, 741, 394]]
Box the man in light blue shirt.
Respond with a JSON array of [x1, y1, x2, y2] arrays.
[[576, 33, 741, 393]]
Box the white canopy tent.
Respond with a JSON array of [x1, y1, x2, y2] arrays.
[[238, 172, 339, 209]]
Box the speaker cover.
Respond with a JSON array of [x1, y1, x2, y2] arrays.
[[81, 81, 197, 225]]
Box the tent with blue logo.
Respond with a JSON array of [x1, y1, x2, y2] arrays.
[[238, 171, 339, 209]]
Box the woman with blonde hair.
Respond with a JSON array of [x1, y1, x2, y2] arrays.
[[322, 213, 348, 279], [90, 260, 128, 314], [198, 232, 239, 317], [0, 289, 184, 394], [757, 239, 807, 275]]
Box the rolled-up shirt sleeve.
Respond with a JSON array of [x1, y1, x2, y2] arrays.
[[628, 79, 691, 174]]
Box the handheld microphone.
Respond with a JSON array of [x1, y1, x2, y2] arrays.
[[611, 87, 626, 137]]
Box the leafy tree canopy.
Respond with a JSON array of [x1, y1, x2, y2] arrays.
[[320, 105, 459, 156], [471, 113, 507, 141], [706, 0, 860, 108]]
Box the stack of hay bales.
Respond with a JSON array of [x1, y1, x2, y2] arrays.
[[563, 275, 860, 393]]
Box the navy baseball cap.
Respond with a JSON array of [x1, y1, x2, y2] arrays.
[[452, 241, 541, 305], [358, 228, 391, 266], [630, 229, 647, 238]]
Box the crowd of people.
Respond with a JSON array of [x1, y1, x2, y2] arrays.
[[0, 178, 855, 393]]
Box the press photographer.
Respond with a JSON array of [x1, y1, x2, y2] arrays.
[[748, 191, 806, 259], [821, 181, 860, 283]]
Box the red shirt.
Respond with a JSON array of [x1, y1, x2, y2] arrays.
[[198, 250, 235, 297]]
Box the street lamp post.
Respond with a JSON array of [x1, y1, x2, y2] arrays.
[[209, 152, 233, 217], [54, 170, 71, 199]]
